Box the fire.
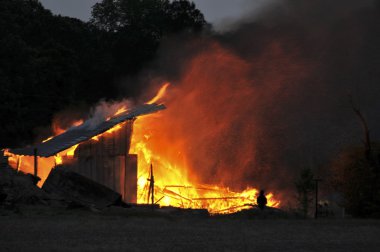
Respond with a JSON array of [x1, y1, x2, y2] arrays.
[[3, 102, 130, 187], [128, 42, 289, 213], [53, 119, 83, 135], [92, 123, 124, 142], [42, 136, 53, 143], [66, 144, 79, 157], [146, 82, 170, 105], [131, 113, 280, 213], [4, 41, 284, 213], [130, 80, 280, 213], [4, 120, 83, 187], [114, 106, 127, 116]]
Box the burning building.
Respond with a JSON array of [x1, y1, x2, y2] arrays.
[[4, 84, 280, 214], [6, 103, 165, 203], [2, 0, 379, 216]]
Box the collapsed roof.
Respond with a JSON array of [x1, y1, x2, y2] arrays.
[[9, 103, 165, 157]]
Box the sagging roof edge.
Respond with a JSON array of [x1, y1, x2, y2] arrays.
[[9, 103, 166, 157]]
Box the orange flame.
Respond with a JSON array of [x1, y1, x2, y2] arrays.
[[114, 106, 127, 116], [146, 82, 170, 104], [3, 105, 127, 187], [131, 82, 280, 213], [4, 120, 83, 186], [42, 136, 53, 143]]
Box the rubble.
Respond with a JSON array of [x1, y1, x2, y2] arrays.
[[0, 157, 50, 212], [1, 150, 123, 213], [42, 166, 123, 210]]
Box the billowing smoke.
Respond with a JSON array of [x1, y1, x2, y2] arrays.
[[192, 0, 280, 32], [129, 0, 380, 203], [81, 99, 133, 130]]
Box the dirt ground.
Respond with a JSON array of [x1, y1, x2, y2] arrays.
[[0, 207, 379, 252]]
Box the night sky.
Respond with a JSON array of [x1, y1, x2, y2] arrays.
[[38, 0, 277, 30]]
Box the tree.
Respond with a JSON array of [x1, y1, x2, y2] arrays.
[[330, 146, 380, 217], [89, 0, 122, 32], [0, 0, 100, 147], [90, 0, 206, 33], [90, 0, 206, 76], [295, 168, 315, 218], [0, 0, 207, 149], [163, 0, 206, 33], [330, 98, 380, 217], [349, 97, 372, 161]]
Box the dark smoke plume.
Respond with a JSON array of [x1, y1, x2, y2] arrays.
[[124, 0, 380, 203]]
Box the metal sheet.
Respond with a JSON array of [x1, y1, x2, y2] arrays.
[[9, 103, 165, 157]]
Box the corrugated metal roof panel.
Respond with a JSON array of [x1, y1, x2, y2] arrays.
[[9, 103, 165, 157]]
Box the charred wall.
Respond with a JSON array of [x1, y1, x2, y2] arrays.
[[68, 121, 137, 203]]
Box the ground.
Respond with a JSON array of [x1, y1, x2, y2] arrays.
[[0, 207, 379, 251]]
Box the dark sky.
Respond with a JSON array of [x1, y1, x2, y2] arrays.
[[38, 0, 277, 30]]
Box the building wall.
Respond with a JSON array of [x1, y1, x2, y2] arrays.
[[69, 120, 137, 203]]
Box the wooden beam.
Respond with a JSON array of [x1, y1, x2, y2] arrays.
[[33, 148, 38, 177], [125, 154, 137, 203]]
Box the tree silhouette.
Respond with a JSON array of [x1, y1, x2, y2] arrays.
[[0, 0, 206, 148], [295, 168, 315, 218]]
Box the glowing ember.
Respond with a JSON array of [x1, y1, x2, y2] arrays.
[[114, 106, 127, 116], [42, 136, 53, 143]]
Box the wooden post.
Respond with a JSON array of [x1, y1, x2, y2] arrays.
[[147, 163, 155, 208], [16, 156, 21, 172], [314, 178, 321, 219], [111, 133, 116, 191], [125, 155, 137, 203], [33, 148, 38, 177], [123, 120, 137, 203], [119, 155, 126, 200], [151, 164, 154, 206]]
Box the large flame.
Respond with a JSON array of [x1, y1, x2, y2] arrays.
[[127, 41, 292, 213], [131, 81, 280, 213]]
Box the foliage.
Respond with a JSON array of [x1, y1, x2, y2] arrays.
[[90, 0, 205, 33], [90, 0, 206, 75], [0, 0, 206, 148], [330, 146, 380, 217], [295, 168, 314, 218], [0, 0, 86, 146]]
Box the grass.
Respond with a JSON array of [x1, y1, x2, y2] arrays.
[[0, 206, 379, 251]]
